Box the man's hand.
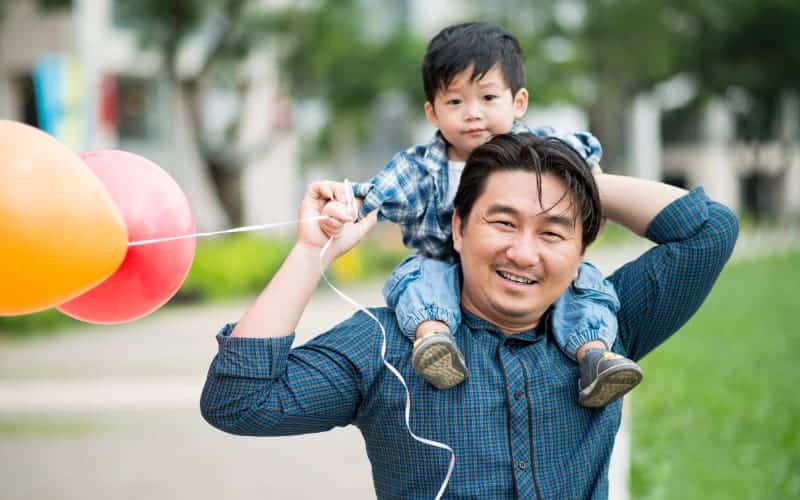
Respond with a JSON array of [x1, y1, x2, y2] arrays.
[[297, 181, 376, 267]]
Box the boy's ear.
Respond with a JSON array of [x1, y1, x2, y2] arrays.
[[513, 88, 529, 119], [452, 211, 463, 254], [424, 101, 440, 128]]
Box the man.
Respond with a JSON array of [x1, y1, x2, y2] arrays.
[[201, 133, 738, 499]]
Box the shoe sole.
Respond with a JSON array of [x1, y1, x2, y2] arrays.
[[579, 364, 643, 408], [412, 340, 468, 390]]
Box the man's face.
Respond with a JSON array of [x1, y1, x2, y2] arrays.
[[425, 65, 528, 161], [453, 170, 584, 334]]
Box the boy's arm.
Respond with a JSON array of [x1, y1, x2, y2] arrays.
[[521, 123, 603, 167], [599, 175, 739, 360], [351, 151, 432, 224]]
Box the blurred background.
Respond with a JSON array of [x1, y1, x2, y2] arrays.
[[0, 1, 798, 499]]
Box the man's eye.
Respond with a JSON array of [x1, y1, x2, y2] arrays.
[[542, 231, 566, 241], [491, 220, 515, 229]]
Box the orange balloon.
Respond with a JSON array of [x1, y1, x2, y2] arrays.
[[0, 120, 128, 315]]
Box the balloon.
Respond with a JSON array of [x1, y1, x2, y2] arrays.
[[0, 121, 128, 316], [58, 150, 195, 324]]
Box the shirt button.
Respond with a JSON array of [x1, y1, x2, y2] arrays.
[[518, 460, 528, 470], [513, 390, 523, 401]]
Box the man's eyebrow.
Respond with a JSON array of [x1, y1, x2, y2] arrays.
[[542, 214, 577, 230], [486, 204, 576, 228], [485, 203, 519, 217]]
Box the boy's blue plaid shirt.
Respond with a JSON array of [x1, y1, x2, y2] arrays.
[[201, 190, 739, 498], [351, 121, 603, 260]]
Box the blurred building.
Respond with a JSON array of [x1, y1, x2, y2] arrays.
[[0, 0, 299, 231], [626, 83, 800, 218]]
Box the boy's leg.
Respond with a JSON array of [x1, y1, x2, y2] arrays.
[[552, 262, 643, 407], [384, 255, 468, 389]]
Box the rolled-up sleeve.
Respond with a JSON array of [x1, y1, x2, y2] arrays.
[[200, 313, 380, 437], [610, 188, 739, 360]]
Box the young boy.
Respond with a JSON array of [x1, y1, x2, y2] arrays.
[[322, 22, 642, 407]]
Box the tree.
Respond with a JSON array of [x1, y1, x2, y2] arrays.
[[117, 0, 425, 224], [116, 0, 265, 225]]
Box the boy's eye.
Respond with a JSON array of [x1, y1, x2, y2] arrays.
[[484, 94, 499, 101], [446, 99, 462, 105]]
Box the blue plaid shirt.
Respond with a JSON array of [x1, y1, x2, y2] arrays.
[[201, 188, 738, 499], [352, 122, 603, 260]]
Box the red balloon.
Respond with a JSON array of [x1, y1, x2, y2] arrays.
[[58, 150, 196, 324]]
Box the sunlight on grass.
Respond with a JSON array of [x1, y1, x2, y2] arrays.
[[631, 250, 800, 499]]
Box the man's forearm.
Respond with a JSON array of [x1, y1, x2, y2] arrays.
[[595, 174, 688, 236], [232, 243, 322, 339]]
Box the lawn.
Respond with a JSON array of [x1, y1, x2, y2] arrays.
[[631, 250, 800, 499]]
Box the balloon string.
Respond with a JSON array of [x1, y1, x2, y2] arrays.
[[319, 180, 455, 500], [127, 216, 330, 246], [128, 183, 456, 497]]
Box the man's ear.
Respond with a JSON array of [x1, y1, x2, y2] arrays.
[[452, 211, 463, 254], [513, 88, 529, 119], [424, 101, 440, 129]]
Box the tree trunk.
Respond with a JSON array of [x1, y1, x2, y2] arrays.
[[178, 79, 245, 226]]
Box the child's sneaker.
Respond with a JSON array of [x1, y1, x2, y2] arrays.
[[411, 331, 468, 389], [578, 349, 643, 407]]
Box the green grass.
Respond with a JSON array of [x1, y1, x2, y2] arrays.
[[0, 416, 104, 437], [631, 251, 800, 500]]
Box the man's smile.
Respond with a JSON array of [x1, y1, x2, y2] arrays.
[[497, 270, 538, 285]]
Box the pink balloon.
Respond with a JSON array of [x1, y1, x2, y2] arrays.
[[58, 150, 196, 324]]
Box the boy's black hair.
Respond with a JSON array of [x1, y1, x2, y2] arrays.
[[422, 22, 526, 104], [453, 133, 603, 251]]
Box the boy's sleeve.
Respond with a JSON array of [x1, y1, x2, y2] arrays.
[[383, 254, 462, 341], [525, 125, 603, 167], [351, 151, 432, 224]]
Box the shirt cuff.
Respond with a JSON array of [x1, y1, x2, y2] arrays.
[[351, 181, 382, 220], [645, 187, 710, 244], [212, 323, 295, 379]]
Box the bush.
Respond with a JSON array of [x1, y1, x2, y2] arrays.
[[181, 234, 293, 301]]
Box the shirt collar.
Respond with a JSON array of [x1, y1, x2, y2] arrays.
[[461, 306, 550, 344]]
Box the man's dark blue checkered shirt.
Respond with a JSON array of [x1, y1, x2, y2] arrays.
[[201, 188, 738, 499]]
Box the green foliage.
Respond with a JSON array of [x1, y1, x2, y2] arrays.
[[631, 251, 800, 499], [268, 0, 425, 157], [0, 309, 80, 338], [181, 234, 292, 300]]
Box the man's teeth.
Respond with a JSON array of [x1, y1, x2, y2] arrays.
[[499, 271, 535, 284]]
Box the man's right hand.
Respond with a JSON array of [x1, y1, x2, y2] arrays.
[[297, 181, 377, 268]]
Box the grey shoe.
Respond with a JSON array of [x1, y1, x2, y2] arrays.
[[578, 349, 643, 408], [411, 331, 469, 390]]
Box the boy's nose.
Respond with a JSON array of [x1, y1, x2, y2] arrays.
[[465, 101, 482, 120]]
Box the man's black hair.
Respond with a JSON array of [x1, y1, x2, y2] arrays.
[[422, 22, 526, 104], [453, 133, 603, 251]]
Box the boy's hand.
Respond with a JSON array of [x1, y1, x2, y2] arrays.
[[298, 181, 375, 267], [319, 181, 364, 238]]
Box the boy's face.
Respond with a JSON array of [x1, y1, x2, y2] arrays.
[[425, 65, 528, 161]]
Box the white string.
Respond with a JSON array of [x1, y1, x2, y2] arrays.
[[317, 180, 455, 499], [318, 238, 455, 500], [127, 216, 329, 246], [124, 181, 456, 498]]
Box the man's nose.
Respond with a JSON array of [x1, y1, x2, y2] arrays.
[[506, 233, 541, 268]]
